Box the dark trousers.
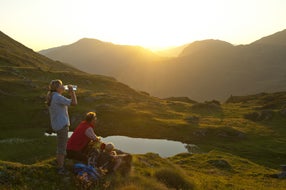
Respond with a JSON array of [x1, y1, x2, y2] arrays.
[[66, 149, 88, 163]]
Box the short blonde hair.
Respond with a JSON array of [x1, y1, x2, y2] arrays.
[[105, 142, 115, 152], [85, 112, 97, 122], [49, 79, 63, 91]]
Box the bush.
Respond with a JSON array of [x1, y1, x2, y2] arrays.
[[205, 100, 220, 105], [140, 91, 150, 96], [244, 110, 274, 121], [154, 168, 194, 190], [191, 102, 221, 114], [165, 97, 197, 104], [244, 112, 260, 121], [280, 109, 286, 117], [185, 116, 200, 124], [207, 159, 232, 171]]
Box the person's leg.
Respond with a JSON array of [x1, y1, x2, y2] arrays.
[[56, 125, 69, 172], [57, 154, 65, 168], [113, 158, 122, 171], [113, 154, 132, 174]]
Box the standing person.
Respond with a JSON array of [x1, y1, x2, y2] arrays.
[[46, 79, 77, 174], [67, 112, 100, 163]]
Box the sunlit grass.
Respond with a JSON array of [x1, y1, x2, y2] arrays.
[[1, 152, 286, 189], [1, 31, 286, 189]]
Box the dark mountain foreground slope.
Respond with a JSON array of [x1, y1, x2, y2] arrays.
[[1, 31, 286, 189]]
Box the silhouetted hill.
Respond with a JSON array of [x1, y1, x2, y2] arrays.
[[251, 29, 286, 46], [40, 38, 162, 77], [40, 29, 286, 101], [179, 39, 234, 57]]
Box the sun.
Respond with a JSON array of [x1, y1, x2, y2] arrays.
[[83, 0, 225, 50], [2, 0, 286, 51]]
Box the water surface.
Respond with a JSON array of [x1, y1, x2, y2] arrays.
[[45, 132, 197, 157]]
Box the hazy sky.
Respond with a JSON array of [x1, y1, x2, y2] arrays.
[[1, 0, 286, 51]]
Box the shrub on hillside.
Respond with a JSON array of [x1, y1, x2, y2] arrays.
[[226, 94, 256, 103], [154, 168, 194, 190], [185, 116, 200, 124], [207, 159, 232, 171], [191, 101, 221, 113], [244, 110, 274, 121], [140, 91, 150, 96], [165, 97, 197, 104], [280, 109, 286, 117], [205, 100, 220, 105], [244, 112, 260, 121]]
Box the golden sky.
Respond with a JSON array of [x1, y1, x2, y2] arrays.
[[1, 0, 286, 51]]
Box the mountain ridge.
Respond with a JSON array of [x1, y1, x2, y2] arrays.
[[39, 29, 286, 101], [251, 29, 286, 46], [179, 39, 234, 57], [40, 37, 162, 79]]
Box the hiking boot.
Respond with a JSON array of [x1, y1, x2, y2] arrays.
[[45, 127, 55, 135], [57, 167, 70, 175], [278, 172, 286, 179]]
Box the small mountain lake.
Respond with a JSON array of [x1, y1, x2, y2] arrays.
[[45, 132, 198, 157]]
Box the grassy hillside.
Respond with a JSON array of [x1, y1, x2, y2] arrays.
[[40, 29, 286, 101], [1, 152, 286, 190], [1, 31, 286, 189]]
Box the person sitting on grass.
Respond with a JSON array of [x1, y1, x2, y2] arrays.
[[66, 112, 100, 163], [98, 142, 132, 174]]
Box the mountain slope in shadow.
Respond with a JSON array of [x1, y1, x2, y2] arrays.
[[40, 29, 286, 101]]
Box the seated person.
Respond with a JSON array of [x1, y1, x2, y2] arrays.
[[98, 142, 132, 174], [66, 112, 100, 163]]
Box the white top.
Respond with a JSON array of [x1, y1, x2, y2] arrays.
[[85, 127, 97, 141], [48, 92, 71, 131]]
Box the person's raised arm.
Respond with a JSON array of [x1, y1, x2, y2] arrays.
[[68, 85, 77, 106]]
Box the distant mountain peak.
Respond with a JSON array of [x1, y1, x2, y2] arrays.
[[192, 39, 232, 45], [75, 38, 104, 44], [179, 39, 234, 57], [71, 38, 113, 48]]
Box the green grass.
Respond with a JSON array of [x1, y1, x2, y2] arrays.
[[1, 30, 286, 189], [1, 152, 285, 190], [1, 74, 286, 168], [154, 167, 195, 189]]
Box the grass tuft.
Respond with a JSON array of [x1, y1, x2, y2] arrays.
[[154, 167, 195, 190]]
